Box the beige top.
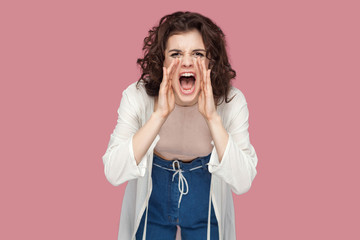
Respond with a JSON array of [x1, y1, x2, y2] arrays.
[[154, 102, 213, 161]]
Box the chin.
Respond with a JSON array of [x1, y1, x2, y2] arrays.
[[174, 85, 200, 106]]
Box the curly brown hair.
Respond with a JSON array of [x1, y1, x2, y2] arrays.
[[136, 11, 236, 105]]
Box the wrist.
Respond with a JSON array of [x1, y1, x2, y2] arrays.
[[152, 111, 168, 123], [205, 112, 221, 125]]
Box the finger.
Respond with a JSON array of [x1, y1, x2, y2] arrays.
[[167, 83, 172, 99], [166, 58, 176, 75], [161, 66, 167, 87], [168, 70, 173, 91], [159, 67, 168, 95], [170, 58, 181, 80], [206, 69, 212, 91], [201, 58, 207, 86], [199, 79, 205, 108], [198, 89, 203, 107], [194, 58, 200, 83], [200, 69, 205, 96], [202, 59, 207, 88], [167, 58, 179, 80], [198, 58, 206, 93], [196, 57, 204, 85], [199, 68, 203, 90], [203, 61, 211, 95], [168, 59, 178, 91]]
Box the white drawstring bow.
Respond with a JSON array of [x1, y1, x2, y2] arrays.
[[172, 160, 189, 208]]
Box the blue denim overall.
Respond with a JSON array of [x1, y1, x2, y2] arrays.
[[136, 153, 219, 240]]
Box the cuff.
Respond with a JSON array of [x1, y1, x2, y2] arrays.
[[129, 134, 160, 177], [208, 134, 232, 173]]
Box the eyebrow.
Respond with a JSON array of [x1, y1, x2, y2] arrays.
[[168, 49, 206, 53]]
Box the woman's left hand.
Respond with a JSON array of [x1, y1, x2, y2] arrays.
[[196, 57, 218, 122]]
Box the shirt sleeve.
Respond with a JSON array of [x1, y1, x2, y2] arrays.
[[102, 85, 160, 186], [208, 91, 258, 195]]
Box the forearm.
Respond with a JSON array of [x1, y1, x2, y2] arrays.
[[132, 112, 166, 165], [206, 113, 229, 162]]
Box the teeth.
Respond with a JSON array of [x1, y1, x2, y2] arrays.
[[180, 72, 194, 77]]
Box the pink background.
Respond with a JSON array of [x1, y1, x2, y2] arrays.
[[1, 0, 359, 239]]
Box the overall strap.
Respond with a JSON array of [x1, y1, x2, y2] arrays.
[[142, 203, 149, 240], [207, 175, 213, 240]]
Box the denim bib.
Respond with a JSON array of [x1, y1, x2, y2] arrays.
[[136, 153, 219, 240]]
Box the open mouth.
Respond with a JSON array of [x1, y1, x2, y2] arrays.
[[179, 72, 196, 95]]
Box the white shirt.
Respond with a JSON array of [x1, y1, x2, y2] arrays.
[[102, 81, 258, 240]]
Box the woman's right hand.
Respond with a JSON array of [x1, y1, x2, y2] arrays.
[[154, 58, 180, 119]]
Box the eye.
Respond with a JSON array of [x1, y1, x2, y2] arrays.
[[170, 52, 181, 58], [194, 52, 205, 58]]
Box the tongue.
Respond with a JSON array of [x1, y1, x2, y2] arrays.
[[180, 77, 195, 90]]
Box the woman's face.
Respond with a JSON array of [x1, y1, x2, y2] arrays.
[[163, 29, 209, 106]]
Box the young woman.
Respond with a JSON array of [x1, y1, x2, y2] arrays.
[[102, 11, 258, 240]]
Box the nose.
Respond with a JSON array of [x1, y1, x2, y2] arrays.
[[181, 54, 193, 68]]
